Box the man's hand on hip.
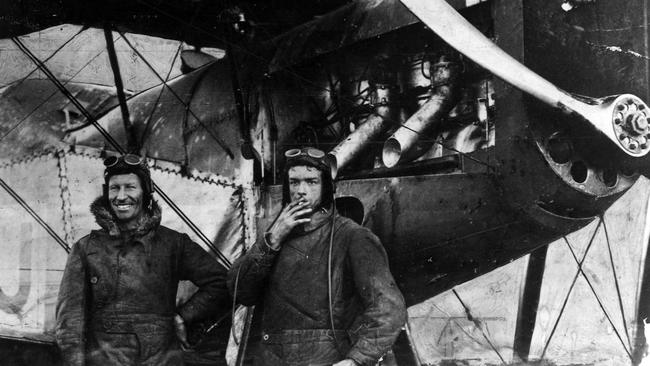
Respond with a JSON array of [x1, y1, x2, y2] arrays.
[[266, 198, 312, 249], [174, 314, 190, 349]]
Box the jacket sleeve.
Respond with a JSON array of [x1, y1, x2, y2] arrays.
[[55, 238, 88, 366], [176, 234, 232, 324], [345, 227, 407, 366], [226, 235, 279, 306]]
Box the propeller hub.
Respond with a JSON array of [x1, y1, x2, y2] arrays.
[[612, 95, 650, 155]]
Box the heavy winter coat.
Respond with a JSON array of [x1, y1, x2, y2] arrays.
[[228, 209, 406, 366], [55, 197, 231, 366]]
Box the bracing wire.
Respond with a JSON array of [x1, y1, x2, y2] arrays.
[[539, 219, 603, 360], [451, 288, 506, 365], [562, 234, 633, 360], [601, 215, 633, 352], [1, 34, 124, 144], [118, 32, 235, 159], [427, 301, 485, 347], [139, 41, 184, 147], [154, 183, 232, 267], [12, 37, 123, 151], [1, 26, 86, 90], [0, 29, 92, 144]]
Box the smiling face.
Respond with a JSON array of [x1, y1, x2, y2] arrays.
[[107, 173, 144, 229], [288, 165, 323, 210]]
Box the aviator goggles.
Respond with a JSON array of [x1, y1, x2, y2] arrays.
[[103, 154, 146, 168], [284, 147, 330, 173], [284, 147, 325, 159]]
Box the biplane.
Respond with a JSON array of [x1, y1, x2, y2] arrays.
[[0, 0, 649, 364]]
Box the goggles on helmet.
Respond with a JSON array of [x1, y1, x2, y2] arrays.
[[284, 147, 325, 159], [284, 147, 331, 176], [103, 154, 145, 168]]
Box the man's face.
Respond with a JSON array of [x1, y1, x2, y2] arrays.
[[107, 173, 144, 226], [288, 165, 323, 209]]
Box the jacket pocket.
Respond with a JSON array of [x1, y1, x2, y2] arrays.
[[86, 253, 114, 305]]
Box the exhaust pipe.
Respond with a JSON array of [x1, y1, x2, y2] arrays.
[[399, 0, 650, 158], [382, 55, 460, 168], [327, 85, 397, 178]]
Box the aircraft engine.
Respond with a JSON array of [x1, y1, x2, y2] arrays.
[[258, 24, 498, 181]]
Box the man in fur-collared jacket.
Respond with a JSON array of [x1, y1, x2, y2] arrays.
[[55, 154, 230, 366]]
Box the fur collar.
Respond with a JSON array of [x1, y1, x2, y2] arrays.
[[90, 196, 161, 237]]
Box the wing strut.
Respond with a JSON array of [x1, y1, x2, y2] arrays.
[[512, 246, 548, 361], [12, 37, 232, 269], [103, 24, 138, 153], [225, 45, 256, 161]]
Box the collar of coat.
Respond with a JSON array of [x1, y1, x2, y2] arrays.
[[90, 196, 162, 237]]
